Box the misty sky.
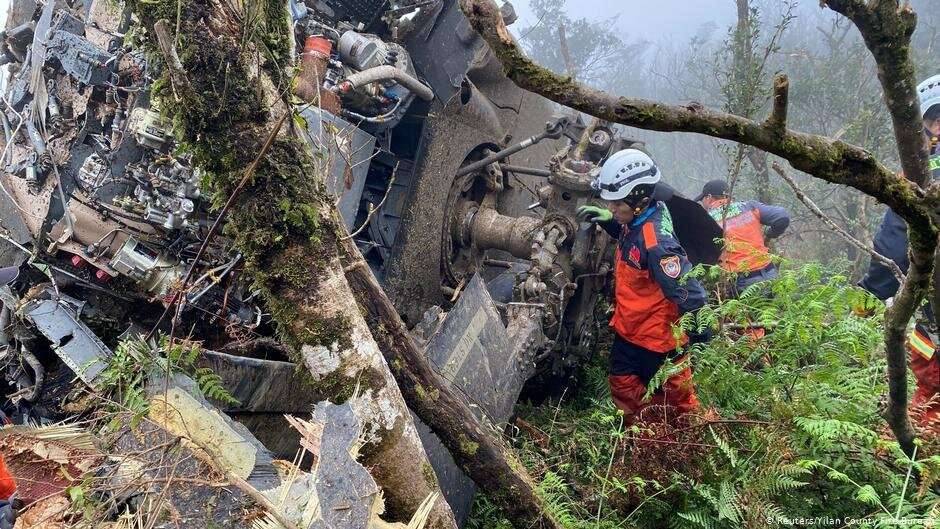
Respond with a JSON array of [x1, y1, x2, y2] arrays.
[[505, 0, 837, 44], [508, 0, 736, 42]]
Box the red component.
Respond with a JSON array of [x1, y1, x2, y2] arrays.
[[70, 255, 87, 268], [95, 269, 112, 282], [304, 36, 332, 58]]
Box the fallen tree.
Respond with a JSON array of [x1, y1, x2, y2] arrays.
[[128, 0, 562, 527], [132, 2, 458, 527], [458, 0, 936, 456]]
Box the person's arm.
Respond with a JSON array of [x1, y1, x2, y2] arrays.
[[754, 202, 790, 239], [649, 239, 711, 344], [648, 239, 706, 314], [577, 205, 621, 239], [598, 218, 622, 239]]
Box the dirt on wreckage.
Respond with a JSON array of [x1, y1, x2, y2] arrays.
[[0, 0, 725, 526]]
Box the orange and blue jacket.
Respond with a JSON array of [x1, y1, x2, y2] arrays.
[[706, 199, 789, 273], [0, 455, 14, 501], [600, 203, 707, 353]]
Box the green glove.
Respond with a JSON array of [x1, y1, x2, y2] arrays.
[[576, 205, 613, 224]]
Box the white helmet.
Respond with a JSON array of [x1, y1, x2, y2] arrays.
[[593, 148, 661, 202], [918, 74, 940, 118]]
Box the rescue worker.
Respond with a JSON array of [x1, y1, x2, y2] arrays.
[[577, 149, 711, 423], [0, 454, 14, 529], [859, 74, 940, 428], [695, 179, 790, 295], [0, 267, 17, 529]]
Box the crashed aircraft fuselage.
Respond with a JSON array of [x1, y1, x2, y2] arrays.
[[0, 0, 721, 525]]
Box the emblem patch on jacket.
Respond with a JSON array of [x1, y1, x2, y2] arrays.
[[660, 255, 681, 278], [628, 245, 641, 266]]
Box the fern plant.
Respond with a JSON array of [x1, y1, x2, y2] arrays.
[[98, 334, 240, 423], [468, 263, 940, 529]]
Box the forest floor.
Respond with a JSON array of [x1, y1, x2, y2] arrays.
[[467, 263, 940, 529]]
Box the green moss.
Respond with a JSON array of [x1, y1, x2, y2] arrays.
[[459, 434, 480, 457], [422, 463, 439, 490], [297, 315, 354, 352], [415, 384, 440, 402], [260, 0, 293, 74]]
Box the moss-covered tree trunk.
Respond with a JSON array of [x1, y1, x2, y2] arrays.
[[131, 1, 457, 526]]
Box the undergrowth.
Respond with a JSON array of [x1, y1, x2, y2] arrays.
[[467, 263, 940, 529], [97, 334, 239, 426]]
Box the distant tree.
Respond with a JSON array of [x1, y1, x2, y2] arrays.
[[517, 0, 648, 88]]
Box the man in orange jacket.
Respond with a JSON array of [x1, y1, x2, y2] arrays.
[[696, 179, 790, 296], [579, 149, 710, 423], [858, 74, 940, 429], [0, 453, 15, 528]]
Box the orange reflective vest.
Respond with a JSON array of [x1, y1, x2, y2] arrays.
[[708, 199, 772, 273], [0, 455, 15, 500]]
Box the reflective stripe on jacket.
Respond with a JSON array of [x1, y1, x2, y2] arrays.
[[707, 199, 789, 273]]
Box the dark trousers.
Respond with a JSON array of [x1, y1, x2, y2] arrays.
[[607, 336, 698, 422]]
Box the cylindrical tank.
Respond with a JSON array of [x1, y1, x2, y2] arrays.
[[295, 36, 341, 113]]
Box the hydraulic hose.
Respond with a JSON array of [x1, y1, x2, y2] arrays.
[[341, 65, 434, 101]]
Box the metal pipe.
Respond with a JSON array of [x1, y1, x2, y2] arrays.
[[469, 207, 541, 259], [341, 65, 434, 101], [0, 307, 10, 347], [456, 135, 545, 178], [498, 164, 550, 177], [456, 118, 566, 177]]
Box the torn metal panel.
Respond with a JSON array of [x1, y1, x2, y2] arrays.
[[44, 30, 115, 86], [312, 400, 378, 528], [198, 350, 311, 413], [301, 108, 376, 231], [21, 296, 113, 386], [424, 273, 521, 423], [418, 274, 534, 526]]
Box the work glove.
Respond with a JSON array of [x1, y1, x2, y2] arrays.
[[0, 499, 16, 529], [576, 205, 612, 224]]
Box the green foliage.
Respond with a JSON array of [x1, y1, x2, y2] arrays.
[[467, 264, 940, 528], [98, 335, 239, 424]]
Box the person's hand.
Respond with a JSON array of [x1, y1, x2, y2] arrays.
[[0, 499, 17, 529], [576, 205, 612, 224]]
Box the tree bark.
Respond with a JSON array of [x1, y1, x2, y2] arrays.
[[341, 239, 563, 529], [458, 0, 937, 455], [133, 2, 457, 526]]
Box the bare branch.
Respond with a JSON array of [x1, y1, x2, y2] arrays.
[[456, 0, 930, 238], [767, 74, 789, 133], [340, 162, 399, 241], [153, 20, 193, 101], [772, 162, 904, 283]]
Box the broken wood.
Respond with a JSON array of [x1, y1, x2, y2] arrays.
[[340, 237, 563, 529]]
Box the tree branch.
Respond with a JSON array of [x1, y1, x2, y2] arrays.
[[153, 20, 193, 101], [772, 162, 904, 283], [339, 236, 562, 529], [766, 73, 789, 133], [457, 0, 930, 241]]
